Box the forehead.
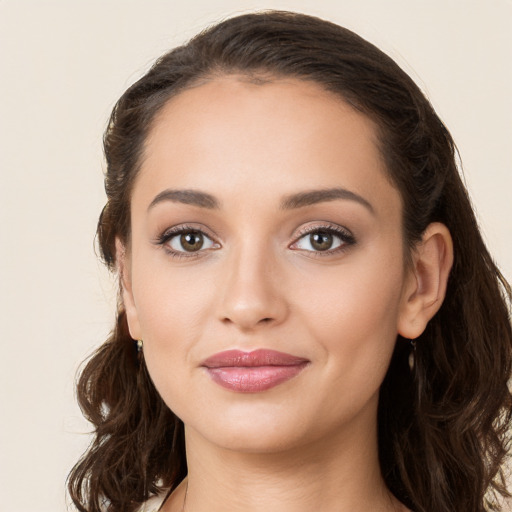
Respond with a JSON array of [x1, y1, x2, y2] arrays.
[[146, 76, 377, 157], [136, 76, 399, 217]]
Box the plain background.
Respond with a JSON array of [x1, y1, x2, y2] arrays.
[[1, 1, 511, 510]]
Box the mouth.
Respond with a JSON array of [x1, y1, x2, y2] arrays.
[[201, 349, 310, 393]]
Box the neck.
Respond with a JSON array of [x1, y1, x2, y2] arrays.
[[165, 398, 406, 512]]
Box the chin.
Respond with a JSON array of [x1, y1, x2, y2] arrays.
[[181, 402, 315, 454], [195, 422, 310, 454]]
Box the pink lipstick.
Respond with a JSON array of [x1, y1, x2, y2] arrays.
[[201, 349, 309, 392]]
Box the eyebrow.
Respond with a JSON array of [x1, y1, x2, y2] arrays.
[[280, 187, 374, 213], [148, 189, 220, 211], [147, 186, 374, 214]]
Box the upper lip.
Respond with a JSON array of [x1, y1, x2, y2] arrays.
[[201, 349, 309, 368]]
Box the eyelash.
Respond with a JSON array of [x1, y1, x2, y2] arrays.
[[290, 223, 356, 256], [155, 224, 218, 260], [155, 223, 356, 259]]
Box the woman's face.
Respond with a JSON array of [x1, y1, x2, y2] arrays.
[[122, 77, 415, 453]]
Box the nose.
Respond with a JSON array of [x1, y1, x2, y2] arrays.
[[217, 246, 288, 331]]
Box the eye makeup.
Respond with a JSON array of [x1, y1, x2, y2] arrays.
[[289, 222, 356, 257], [153, 220, 356, 261]]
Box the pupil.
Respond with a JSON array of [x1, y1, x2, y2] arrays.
[[310, 231, 333, 251], [181, 232, 203, 251]]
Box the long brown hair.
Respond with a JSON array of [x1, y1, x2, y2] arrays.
[[68, 11, 512, 512]]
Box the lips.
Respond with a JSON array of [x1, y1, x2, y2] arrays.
[[201, 349, 310, 393]]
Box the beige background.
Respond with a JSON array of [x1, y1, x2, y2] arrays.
[[0, 1, 510, 510]]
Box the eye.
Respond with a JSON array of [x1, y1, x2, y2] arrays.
[[156, 226, 219, 257], [290, 225, 355, 254], [168, 230, 215, 252]]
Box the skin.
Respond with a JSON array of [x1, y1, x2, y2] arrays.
[[119, 77, 453, 511]]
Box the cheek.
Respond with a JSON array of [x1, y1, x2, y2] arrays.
[[129, 258, 215, 382], [301, 245, 404, 326], [296, 246, 405, 375], [131, 249, 216, 335], [296, 265, 404, 426]]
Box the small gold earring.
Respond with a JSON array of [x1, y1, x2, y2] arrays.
[[137, 339, 143, 353], [408, 340, 416, 371]]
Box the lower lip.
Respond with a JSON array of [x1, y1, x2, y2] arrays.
[[205, 363, 309, 392]]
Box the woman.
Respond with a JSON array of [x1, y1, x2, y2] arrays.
[[68, 11, 512, 512]]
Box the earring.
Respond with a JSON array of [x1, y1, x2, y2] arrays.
[[136, 339, 143, 353], [408, 340, 416, 371]]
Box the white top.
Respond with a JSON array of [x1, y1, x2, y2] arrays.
[[137, 492, 167, 512]]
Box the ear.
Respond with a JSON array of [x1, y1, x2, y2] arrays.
[[116, 237, 142, 341], [397, 222, 454, 339]]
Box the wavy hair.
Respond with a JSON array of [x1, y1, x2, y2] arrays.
[[68, 11, 512, 512]]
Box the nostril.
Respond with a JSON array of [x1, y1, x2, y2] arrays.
[[221, 315, 275, 328]]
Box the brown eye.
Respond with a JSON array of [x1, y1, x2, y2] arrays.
[[180, 231, 204, 252], [291, 226, 354, 254], [310, 231, 333, 251], [167, 230, 216, 253]]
